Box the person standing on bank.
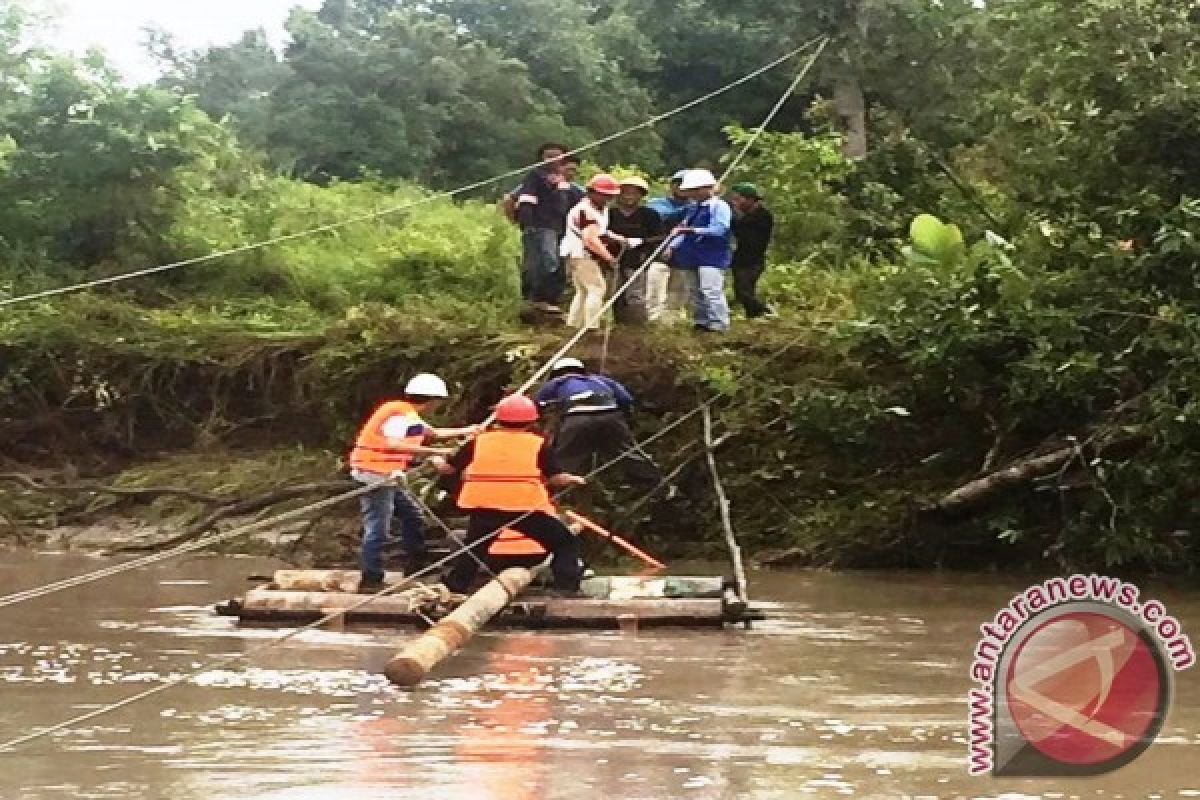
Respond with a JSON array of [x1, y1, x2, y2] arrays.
[[560, 173, 628, 331], [535, 358, 665, 490], [665, 169, 734, 333], [646, 170, 693, 227], [347, 373, 479, 588], [515, 143, 572, 314], [435, 394, 586, 595], [607, 176, 667, 325], [730, 183, 776, 318]]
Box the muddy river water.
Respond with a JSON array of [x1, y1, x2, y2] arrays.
[[1, 551, 1197, 799]]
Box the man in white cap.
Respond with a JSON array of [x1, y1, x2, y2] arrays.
[[665, 169, 734, 332], [534, 358, 666, 490], [347, 373, 480, 587]]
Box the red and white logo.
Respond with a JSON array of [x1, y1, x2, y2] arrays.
[[1000, 607, 1168, 774], [967, 576, 1193, 778]]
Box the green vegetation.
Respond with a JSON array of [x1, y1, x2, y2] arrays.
[[2, 1, 1199, 573]]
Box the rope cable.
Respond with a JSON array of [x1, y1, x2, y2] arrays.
[[0, 37, 825, 310]]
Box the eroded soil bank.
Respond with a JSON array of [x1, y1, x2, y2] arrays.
[[2, 307, 1185, 574]]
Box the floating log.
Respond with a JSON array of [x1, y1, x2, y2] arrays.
[[383, 567, 535, 687]]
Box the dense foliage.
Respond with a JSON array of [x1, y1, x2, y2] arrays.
[[2, 0, 1199, 572]]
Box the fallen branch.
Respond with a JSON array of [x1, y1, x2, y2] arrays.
[[0, 473, 218, 504], [701, 406, 748, 603], [109, 481, 355, 554], [925, 446, 1077, 517]]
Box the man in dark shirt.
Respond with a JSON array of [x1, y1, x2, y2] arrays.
[[534, 357, 665, 490], [607, 176, 667, 324], [730, 183, 776, 319], [515, 143, 572, 313]]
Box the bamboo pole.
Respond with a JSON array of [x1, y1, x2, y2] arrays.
[[701, 406, 748, 603], [564, 510, 666, 570], [383, 567, 537, 687]]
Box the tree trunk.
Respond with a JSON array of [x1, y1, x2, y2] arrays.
[[833, 0, 869, 159], [384, 567, 536, 687], [834, 72, 867, 159]]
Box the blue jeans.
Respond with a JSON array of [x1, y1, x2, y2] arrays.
[[522, 227, 564, 304], [693, 266, 731, 331], [358, 481, 425, 581]]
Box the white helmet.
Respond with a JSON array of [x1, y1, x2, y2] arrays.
[[552, 357, 586, 373], [405, 373, 449, 398], [679, 169, 717, 191]]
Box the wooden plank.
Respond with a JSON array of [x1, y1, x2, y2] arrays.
[[505, 597, 727, 628]]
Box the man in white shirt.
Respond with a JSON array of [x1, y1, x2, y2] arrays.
[[559, 173, 630, 330]]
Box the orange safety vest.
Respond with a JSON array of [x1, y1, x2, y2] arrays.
[[348, 400, 427, 475], [458, 430, 555, 513], [488, 527, 548, 557]]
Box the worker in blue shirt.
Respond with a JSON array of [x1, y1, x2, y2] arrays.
[[534, 358, 665, 490], [665, 169, 734, 333], [646, 170, 693, 227]]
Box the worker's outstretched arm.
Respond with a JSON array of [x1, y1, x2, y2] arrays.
[[429, 424, 482, 439], [548, 473, 587, 489]]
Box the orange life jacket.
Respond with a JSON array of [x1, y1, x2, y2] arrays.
[[458, 429, 555, 513], [488, 527, 549, 557], [348, 400, 427, 475]]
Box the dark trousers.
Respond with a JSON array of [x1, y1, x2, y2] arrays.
[[732, 261, 771, 317], [613, 255, 649, 325], [444, 511, 582, 592], [555, 411, 662, 488], [522, 228, 565, 304]]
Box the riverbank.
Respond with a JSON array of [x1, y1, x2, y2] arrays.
[[3, 294, 1194, 575]]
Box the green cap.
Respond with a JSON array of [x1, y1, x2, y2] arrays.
[[730, 182, 761, 199]]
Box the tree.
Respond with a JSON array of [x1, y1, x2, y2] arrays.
[[0, 47, 244, 270], [423, 0, 662, 168], [150, 29, 289, 152], [266, 3, 573, 186]]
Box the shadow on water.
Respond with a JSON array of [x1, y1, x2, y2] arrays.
[[0, 553, 1197, 798]]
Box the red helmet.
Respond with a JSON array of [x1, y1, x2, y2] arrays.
[[494, 394, 539, 424], [587, 173, 621, 196]]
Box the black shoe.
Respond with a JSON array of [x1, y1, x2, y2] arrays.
[[402, 551, 431, 577], [359, 576, 386, 594]]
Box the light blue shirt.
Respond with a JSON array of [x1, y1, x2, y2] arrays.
[[647, 196, 692, 226], [667, 197, 732, 251]]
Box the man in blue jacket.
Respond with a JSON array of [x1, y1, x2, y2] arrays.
[[535, 357, 665, 490], [665, 169, 734, 332]]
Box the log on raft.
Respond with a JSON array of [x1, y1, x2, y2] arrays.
[[238, 584, 451, 617], [384, 567, 536, 688], [271, 569, 363, 593]]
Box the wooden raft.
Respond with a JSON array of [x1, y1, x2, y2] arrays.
[[216, 572, 758, 629]]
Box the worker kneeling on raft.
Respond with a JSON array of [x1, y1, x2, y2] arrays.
[[433, 394, 587, 594]]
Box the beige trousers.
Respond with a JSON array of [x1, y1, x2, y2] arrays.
[[566, 256, 608, 330], [646, 263, 697, 323]]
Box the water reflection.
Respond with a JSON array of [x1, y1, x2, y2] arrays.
[[0, 553, 1196, 798]]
